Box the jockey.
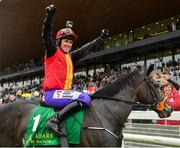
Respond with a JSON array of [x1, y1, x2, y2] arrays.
[[42, 4, 109, 135]]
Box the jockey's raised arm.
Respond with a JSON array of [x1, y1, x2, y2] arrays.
[[70, 29, 109, 62], [42, 4, 57, 58]]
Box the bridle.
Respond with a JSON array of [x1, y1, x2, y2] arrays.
[[143, 74, 173, 118], [144, 74, 165, 109]]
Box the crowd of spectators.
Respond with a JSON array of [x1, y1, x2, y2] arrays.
[[0, 60, 179, 98], [73, 67, 131, 94], [0, 80, 42, 105]]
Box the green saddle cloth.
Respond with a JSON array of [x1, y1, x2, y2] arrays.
[[24, 104, 84, 146]]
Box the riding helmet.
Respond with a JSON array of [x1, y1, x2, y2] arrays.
[[56, 28, 78, 41]]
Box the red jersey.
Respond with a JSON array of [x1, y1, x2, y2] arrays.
[[156, 88, 180, 125], [43, 49, 73, 91]]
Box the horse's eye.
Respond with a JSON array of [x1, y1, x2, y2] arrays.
[[156, 80, 161, 83]]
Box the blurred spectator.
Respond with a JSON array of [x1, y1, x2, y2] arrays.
[[87, 82, 97, 94], [159, 74, 179, 90], [153, 73, 179, 91], [22, 92, 32, 100], [30, 91, 40, 103], [8, 94, 16, 103], [0, 98, 3, 107], [156, 83, 180, 125], [15, 89, 23, 101], [162, 66, 169, 74]]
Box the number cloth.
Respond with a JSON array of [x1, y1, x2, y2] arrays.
[[24, 104, 84, 146]]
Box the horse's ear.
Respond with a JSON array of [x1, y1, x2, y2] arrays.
[[146, 64, 154, 76]]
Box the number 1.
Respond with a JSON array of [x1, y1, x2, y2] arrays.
[[32, 114, 41, 132]]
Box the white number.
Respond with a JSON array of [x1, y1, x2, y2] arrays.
[[32, 114, 41, 132]]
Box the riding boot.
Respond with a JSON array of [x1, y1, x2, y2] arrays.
[[46, 101, 84, 135]]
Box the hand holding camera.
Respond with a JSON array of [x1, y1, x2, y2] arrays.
[[46, 4, 56, 15], [100, 29, 109, 39]]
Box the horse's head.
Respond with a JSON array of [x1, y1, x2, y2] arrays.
[[136, 64, 173, 118]]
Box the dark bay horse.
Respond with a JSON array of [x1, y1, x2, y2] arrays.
[[0, 66, 172, 146]]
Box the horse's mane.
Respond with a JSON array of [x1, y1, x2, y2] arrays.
[[93, 70, 143, 97]]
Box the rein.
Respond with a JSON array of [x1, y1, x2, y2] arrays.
[[90, 94, 149, 107], [89, 74, 162, 108]]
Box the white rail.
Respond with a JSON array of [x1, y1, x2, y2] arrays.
[[123, 111, 180, 147], [123, 133, 180, 147], [128, 111, 180, 120]]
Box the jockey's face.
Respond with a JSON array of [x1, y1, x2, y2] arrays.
[[60, 39, 73, 53]]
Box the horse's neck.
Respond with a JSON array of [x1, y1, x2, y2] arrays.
[[89, 71, 143, 131], [90, 95, 133, 130]]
